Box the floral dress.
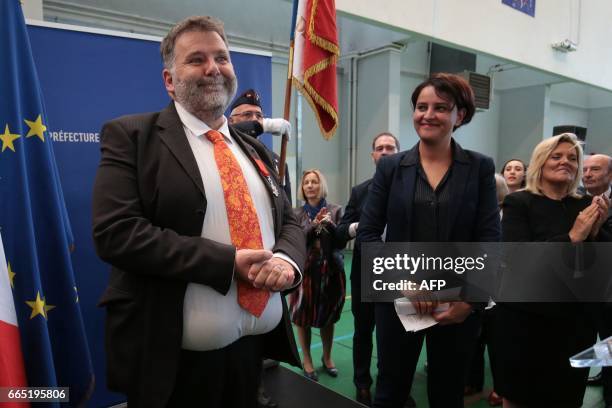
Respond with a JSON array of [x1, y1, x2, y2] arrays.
[[289, 203, 346, 328]]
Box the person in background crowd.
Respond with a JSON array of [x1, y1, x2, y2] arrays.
[[337, 132, 417, 407], [502, 159, 527, 194], [494, 134, 610, 408], [495, 174, 510, 210], [289, 169, 346, 382], [358, 73, 501, 408], [92, 16, 305, 408], [228, 88, 292, 201], [582, 153, 612, 408]]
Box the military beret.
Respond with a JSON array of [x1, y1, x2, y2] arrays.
[[230, 88, 262, 112]]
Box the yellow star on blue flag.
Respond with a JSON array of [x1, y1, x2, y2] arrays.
[[0, 124, 21, 152], [7, 262, 16, 288], [25, 291, 56, 319], [24, 114, 47, 141]]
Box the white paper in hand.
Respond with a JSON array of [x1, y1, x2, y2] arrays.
[[393, 298, 450, 332]]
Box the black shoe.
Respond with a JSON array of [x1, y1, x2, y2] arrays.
[[355, 388, 371, 406], [404, 395, 416, 408], [303, 369, 319, 381], [257, 388, 278, 408], [588, 372, 603, 386], [321, 357, 338, 377]]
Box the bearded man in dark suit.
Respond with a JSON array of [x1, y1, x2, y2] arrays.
[[92, 15, 305, 408]]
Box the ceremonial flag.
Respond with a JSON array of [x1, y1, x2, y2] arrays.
[[291, 0, 339, 140], [0, 1, 94, 406]]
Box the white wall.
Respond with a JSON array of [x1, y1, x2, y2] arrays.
[[354, 49, 401, 184], [548, 102, 589, 137], [460, 94, 501, 165], [398, 41, 428, 151], [399, 73, 421, 151], [587, 108, 612, 156], [336, 0, 612, 92], [497, 85, 549, 166], [22, 0, 43, 19]]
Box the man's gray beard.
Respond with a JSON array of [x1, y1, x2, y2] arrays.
[[174, 74, 237, 121]]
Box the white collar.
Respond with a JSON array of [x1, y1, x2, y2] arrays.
[[174, 101, 232, 142]]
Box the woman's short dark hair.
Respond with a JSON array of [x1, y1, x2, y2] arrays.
[[411, 73, 476, 130]]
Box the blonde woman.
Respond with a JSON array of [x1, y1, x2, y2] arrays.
[[494, 133, 611, 408], [289, 169, 346, 381]]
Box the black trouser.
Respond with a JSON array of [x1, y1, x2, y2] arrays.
[[165, 336, 263, 408], [466, 308, 497, 391], [351, 277, 376, 390], [373, 303, 480, 408]]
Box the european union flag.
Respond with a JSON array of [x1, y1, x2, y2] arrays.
[[0, 1, 94, 406]]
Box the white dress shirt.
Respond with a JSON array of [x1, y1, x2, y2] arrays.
[[175, 102, 297, 351]]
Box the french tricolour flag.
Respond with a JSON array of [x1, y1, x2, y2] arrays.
[[0, 232, 28, 407]]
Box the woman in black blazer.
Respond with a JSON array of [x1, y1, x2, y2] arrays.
[[358, 73, 501, 408], [494, 133, 610, 407]]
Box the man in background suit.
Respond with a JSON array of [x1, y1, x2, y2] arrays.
[[337, 132, 412, 407], [583, 154, 612, 407], [92, 16, 305, 408]]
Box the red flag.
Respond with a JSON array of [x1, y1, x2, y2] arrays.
[[0, 233, 28, 408], [291, 0, 339, 140]]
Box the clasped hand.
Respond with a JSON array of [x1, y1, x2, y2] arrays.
[[234, 249, 295, 292], [312, 208, 333, 233], [569, 194, 610, 242], [405, 290, 472, 325]]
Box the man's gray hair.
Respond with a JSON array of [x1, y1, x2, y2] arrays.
[[160, 16, 228, 71]]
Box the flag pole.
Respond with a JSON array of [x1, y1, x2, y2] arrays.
[[278, 44, 293, 185], [279, 0, 299, 185]]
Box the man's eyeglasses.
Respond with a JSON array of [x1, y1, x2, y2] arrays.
[[230, 111, 263, 120]]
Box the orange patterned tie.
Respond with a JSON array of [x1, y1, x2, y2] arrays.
[[205, 129, 270, 317]]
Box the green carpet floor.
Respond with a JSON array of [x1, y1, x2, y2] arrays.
[[282, 250, 606, 407]]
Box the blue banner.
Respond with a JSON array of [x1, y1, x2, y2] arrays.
[[0, 1, 94, 407], [502, 0, 536, 17]]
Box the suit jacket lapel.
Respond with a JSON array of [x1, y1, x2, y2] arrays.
[[446, 141, 471, 241], [399, 145, 419, 242], [157, 103, 205, 196]]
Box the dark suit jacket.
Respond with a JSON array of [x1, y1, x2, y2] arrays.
[[357, 140, 500, 304], [336, 178, 372, 282], [92, 103, 305, 407], [358, 140, 501, 244]]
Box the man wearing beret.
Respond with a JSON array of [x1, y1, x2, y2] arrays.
[[229, 89, 293, 201]]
